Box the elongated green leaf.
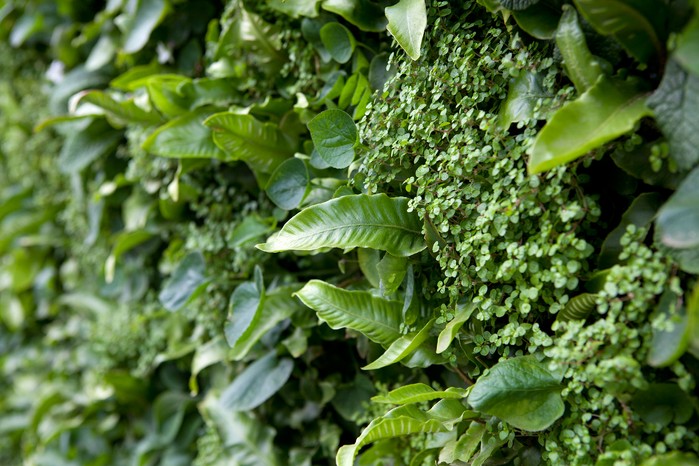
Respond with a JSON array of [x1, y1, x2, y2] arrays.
[[105, 230, 155, 283], [59, 119, 122, 173], [468, 356, 564, 431], [656, 167, 699, 249], [648, 290, 689, 368], [358, 248, 381, 288], [372, 384, 468, 405], [437, 302, 475, 353], [675, 15, 699, 76], [320, 22, 356, 64], [363, 318, 435, 370], [555, 5, 604, 93], [258, 194, 425, 256], [385, 0, 427, 60], [118, 0, 170, 54], [295, 280, 402, 346], [225, 275, 265, 349], [230, 285, 303, 361], [143, 109, 225, 159], [307, 109, 357, 168], [439, 421, 485, 464], [557, 293, 598, 322], [159, 251, 209, 311], [572, 0, 663, 63], [220, 352, 294, 411], [205, 112, 295, 174], [337, 405, 449, 466], [376, 253, 408, 295], [528, 77, 651, 174], [78, 90, 163, 125], [647, 61, 699, 171], [510, 1, 560, 40], [265, 157, 309, 210], [498, 71, 549, 128], [189, 337, 229, 395]]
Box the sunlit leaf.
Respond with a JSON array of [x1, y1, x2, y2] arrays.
[[363, 318, 436, 370], [555, 5, 604, 93], [321, 0, 388, 32], [436, 302, 475, 353], [117, 0, 171, 54], [372, 383, 468, 405], [143, 109, 225, 159], [385, 0, 427, 60], [320, 22, 356, 64]]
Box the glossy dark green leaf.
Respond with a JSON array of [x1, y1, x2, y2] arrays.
[[647, 61, 699, 171], [572, 0, 663, 63], [369, 53, 393, 91], [295, 280, 402, 346], [320, 22, 356, 64], [501, 0, 540, 9], [59, 119, 122, 174], [205, 112, 295, 174], [265, 157, 309, 210], [656, 167, 699, 249], [511, 1, 561, 40], [498, 71, 549, 128], [468, 356, 564, 431], [257, 194, 425, 256], [321, 0, 388, 32], [158, 252, 208, 312], [385, 0, 427, 60], [307, 108, 357, 168], [631, 383, 694, 428], [555, 5, 604, 93], [529, 77, 651, 174], [143, 109, 225, 159], [599, 192, 665, 268], [648, 290, 689, 368], [220, 352, 294, 411]]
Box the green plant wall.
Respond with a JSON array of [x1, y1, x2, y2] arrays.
[[2, 0, 699, 465]]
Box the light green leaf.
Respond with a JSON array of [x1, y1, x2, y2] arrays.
[[59, 119, 122, 174], [440, 421, 486, 464], [229, 215, 275, 248], [320, 22, 356, 64], [307, 109, 357, 169], [358, 248, 381, 288], [267, 0, 320, 18], [555, 5, 604, 93], [498, 71, 549, 129], [321, 0, 388, 32], [363, 318, 435, 370], [77, 90, 163, 125], [376, 253, 408, 295], [158, 252, 208, 312], [258, 194, 425, 256], [437, 302, 475, 353], [220, 352, 294, 411], [294, 280, 402, 346], [557, 293, 598, 322], [337, 405, 449, 466], [656, 167, 699, 249], [510, 1, 560, 40], [572, 0, 663, 63], [143, 109, 225, 159], [675, 14, 699, 76], [224, 275, 265, 349], [641, 452, 699, 466], [230, 285, 303, 361], [372, 383, 468, 405], [118, 0, 170, 54], [189, 337, 229, 395], [265, 157, 309, 210], [205, 112, 296, 174], [385, 0, 427, 60], [528, 77, 651, 174], [647, 61, 699, 171], [468, 355, 564, 431]]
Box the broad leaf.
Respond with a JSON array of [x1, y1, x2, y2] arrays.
[[307, 109, 358, 168], [257, 194, 426, 256], [510, 1, 560, 40], [225, 273, 265, 349], [59, 119, 122, 173], [220, 352, 294, 411], [572, 0, 663, 63], [437, 302, 475, 353], [294, 280, 402, 346], [647, 290, 689, 368], [656, 166, 699, 249], [500, 0, 539, 9], [385, 0, 427, 60], [267, 0, 320, 18], [189, 337, 229, 395], [77, 90, 163, 125], [647, 61, 699, 171], [641, 452, 699, 466], [265, 157, 309, 210], [205, 112, 295, 174], [498, 71, 549, 128], [528, 77, 651, 174], [105, 230, 155, 283], [320, 22, 356, 64], [468, 356, 564, 431], [158, 251, 209, 311], [372, 383, 468, 405], [363, 318, 435, 369], [631, 383, 695, 428], [117, 0, 170, 54], [143, 109, 226, 159], [376, 253, 408, 295], [439, 421, 486, 464], [555, 5, 604, 93], [358, 248, 381, 288], [321, 0, 388, 32], [675, 14, 699, 76]]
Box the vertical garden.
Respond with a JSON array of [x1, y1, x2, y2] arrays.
[[2, 0, 699, 464]]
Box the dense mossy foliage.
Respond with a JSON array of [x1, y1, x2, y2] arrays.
[[2, 0, 699, 465]]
